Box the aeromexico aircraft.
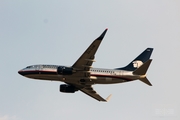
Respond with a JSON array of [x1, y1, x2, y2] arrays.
[[18, 29, 153, 102]]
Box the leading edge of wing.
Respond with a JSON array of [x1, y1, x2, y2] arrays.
[[80, 86, 112, 102], [72, 29, 108, 70]]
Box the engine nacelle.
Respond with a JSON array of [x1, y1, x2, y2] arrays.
[[57, 66, 73, 75], [60, 84, 78, 93]]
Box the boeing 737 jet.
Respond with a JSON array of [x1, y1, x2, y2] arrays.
[[18, 29, 153, 102]]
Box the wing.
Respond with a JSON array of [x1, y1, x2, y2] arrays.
[[70, 29, 110, 101], [70, 83, 111, 102], [72, 29, 108, 72], [79, 85, 112, 102]]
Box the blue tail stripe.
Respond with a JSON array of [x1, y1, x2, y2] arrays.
[[115, 48, 153, 71]]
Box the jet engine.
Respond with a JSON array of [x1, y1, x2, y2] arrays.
[[59, 84, 78, 93], [57, 66, 74, 75]]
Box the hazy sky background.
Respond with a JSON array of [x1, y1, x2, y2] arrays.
[[1, 0, 180, 120]]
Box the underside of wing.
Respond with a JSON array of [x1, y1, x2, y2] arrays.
[[80, 86, 107, 101], [72, 29, 108, 73]]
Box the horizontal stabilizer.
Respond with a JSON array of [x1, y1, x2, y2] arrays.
[[133, 59, 152, 86], [139, 77, 152, 86], [133, 59, 152, 75]]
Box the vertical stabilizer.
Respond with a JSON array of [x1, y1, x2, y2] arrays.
[[116, 48, 153, 71]]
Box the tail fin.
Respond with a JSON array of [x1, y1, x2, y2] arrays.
[[116, 48, 153, 71], [133, 59, 152, 86]]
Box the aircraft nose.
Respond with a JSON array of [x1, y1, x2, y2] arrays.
[[18, 70, 24, 76]]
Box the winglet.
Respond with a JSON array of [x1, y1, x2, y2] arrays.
[[106, 94, 112, 102], [96, 28, 108, 40]]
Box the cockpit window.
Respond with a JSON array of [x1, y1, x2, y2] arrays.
[[26, 65, 36, 69], [26, 66, 32, 68]]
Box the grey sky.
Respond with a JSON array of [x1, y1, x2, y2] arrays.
[[0, 0, 180, 120]]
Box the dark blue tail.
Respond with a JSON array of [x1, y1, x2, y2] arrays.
[[115, 48, 153, 71]]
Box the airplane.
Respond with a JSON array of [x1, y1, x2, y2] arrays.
[[18, 29, 153, 102]]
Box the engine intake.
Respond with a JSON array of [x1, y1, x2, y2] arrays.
[[60, 84, 78, 93], [57, 66, 73, 75]]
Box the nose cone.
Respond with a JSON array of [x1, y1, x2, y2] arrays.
[[18, 70, 24, 76]]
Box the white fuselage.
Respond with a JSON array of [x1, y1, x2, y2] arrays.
[[18, 64, 142, 85]]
